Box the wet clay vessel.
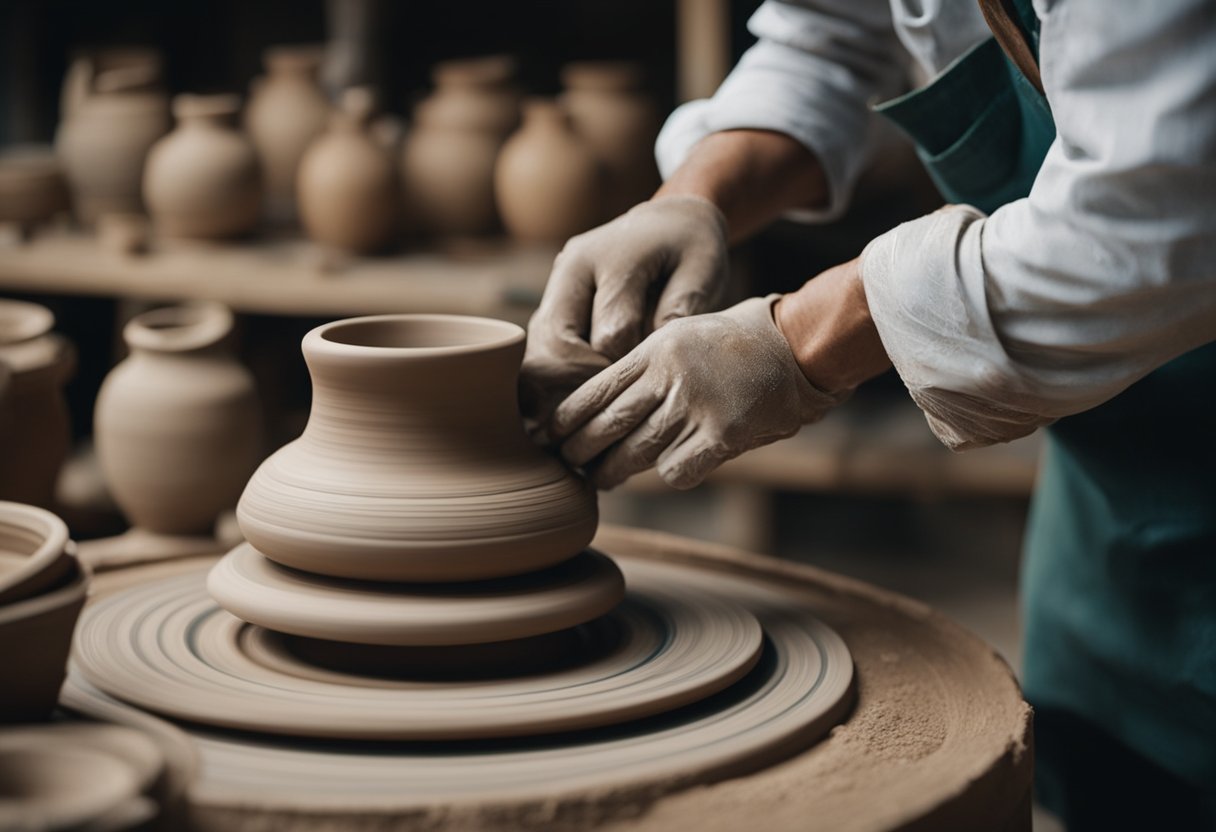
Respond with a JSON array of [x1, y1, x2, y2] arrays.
[[0, 301, 74, 509], [237, 314, 597, 582], [0, 501, 73, 607], [245, 46, 331, 224], [90, 303, 260, 563], [55, 63, 170, 225], [144, 94, 262, 240], [297, 87, 399, 254], [562, 61, 661, 219], [495, 99, 603, 243]]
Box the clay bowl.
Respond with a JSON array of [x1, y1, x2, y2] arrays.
[[0, 555, 89, 722], [0, 146, 68, 231], [0, 745, 144, 831], [0, 501, 74, 607]]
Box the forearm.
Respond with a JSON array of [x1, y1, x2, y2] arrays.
[[656, 129, 829, 244]]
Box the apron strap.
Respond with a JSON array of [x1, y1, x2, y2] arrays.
[[977, 0, 1045, 94]]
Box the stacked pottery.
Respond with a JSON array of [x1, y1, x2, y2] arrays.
[[93, 302, 261, 551], [0, 146, 69, 240], [297, 87, 399, 254], [561, 61, 661, 220], [209, 313, 617, 665], [399, 55, 521, 237], [55, 63, 171, 226], [0, 300, 74, 509], [143, 95, 262, 240], [0, 502, 88, 722], [495, 99, 603, 243], [245, 45, 331, 224]]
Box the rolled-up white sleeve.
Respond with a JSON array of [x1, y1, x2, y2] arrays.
[[861, 0, 1216, 450], [657, 0, 906, 222]]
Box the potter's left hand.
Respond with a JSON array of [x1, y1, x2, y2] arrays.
[[550, 295, 848, 490]]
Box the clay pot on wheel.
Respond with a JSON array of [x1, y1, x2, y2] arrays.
[[94, 302, 261, 537], [54, 64, 170, 226], [561, 62, 660, 220], [494, 99, 603, 243], [0, 301, 74, 509], [297, 87, 399, 254], [144, 94, 262, 240], [237, 314, 598, 582], [399, 58, 522, 238], [245, 46, 331, 224]]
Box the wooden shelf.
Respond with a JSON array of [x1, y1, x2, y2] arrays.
[[0, 230, 557, 324]]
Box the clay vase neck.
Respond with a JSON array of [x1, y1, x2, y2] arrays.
[[172, 94, 240, 130], [122, 301, 234, 358]]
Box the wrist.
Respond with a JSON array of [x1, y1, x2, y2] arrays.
[[773, 257, 891, 394]]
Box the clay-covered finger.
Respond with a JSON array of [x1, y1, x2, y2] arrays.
[[587, 398, 686, 489], [653, 255, 724, 327], [549, 350, 648, 440], [560, 383, 665, 468], [589, 269, 651, 360], [534, 249, 597, 342], [655, 430, 730, 490]]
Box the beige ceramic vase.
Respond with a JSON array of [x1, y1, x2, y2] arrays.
[[237, 314, 598, 582], [94, 302, 261, 537], [54, 64, 170, 226], [245, 46, 331, 224], [143, 95, 262, 240], [399, 57, 521, 238], [561, 62, 661, 220], [0, 146, 69, 239], [297, 88, 399, 254], [0, 301, 74, 509], [494, 99, 603, 243]]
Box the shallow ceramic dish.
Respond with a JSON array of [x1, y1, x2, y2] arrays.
[[0, 745, 141, 831], [0, 556, 89, 722], [0, 501, 74, 607]]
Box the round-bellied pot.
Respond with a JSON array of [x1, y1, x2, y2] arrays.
[[297, 87, 399, 254], [561, 61, 660, 220], [0, 146, 69, 239], [143, 94, 262, 240], [245, 45, 331, 224], [0, 301, 74, 509], [494, 99, 602, 243], [94, 302, 261, 537], [237, 314, 597, 582], [0, 501, 73, 607], [54, 64, 170, 226]]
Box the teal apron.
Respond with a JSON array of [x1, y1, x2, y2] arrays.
[[873, 0, 1216, 803]]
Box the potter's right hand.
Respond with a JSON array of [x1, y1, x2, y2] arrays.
[[521, 195, 729, 426]]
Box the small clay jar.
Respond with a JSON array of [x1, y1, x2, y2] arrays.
[[0, 301, 75, 509], [561, 62, 661, 220], [245, 46, 331, 224], [297, 87, 399, 254], [94, 302, 261, 537], [399, 57, 522, 238], [237, 314, 598, 583], [0, 146, 69, 239], [54, 64, 170, 226], [494, 99, 603, 243], [143, 95, 262, 240]]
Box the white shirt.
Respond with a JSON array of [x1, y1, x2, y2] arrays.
[[657, 0, 1216, 449]]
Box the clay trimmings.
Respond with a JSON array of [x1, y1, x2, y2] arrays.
[[237, 314, 597, 582]]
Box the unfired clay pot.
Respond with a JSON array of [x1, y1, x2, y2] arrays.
[[237, 314, 598, 582], [94, 302, 261, 537], [0, 501, 73, 607], [143, 95, 262, 240], [60, 46, 163, 125], [0, 146, 69, 239], [54, 64, 170, 225], [245, 46, 331, 224], [297, 88, 398, 254], [399, 58, 521, 238], [562, 62, 661, 220], [0, 301, 74, 509], [495, 99, 603, 243]]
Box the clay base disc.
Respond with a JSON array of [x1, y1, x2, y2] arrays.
[[74, 567, 768, 740], [207, 544, 625, 646], [76, 528, 225, 572]]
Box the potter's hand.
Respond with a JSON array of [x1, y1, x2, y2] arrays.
[[521, 195, 729, 424], [549, 295, 847, 490]]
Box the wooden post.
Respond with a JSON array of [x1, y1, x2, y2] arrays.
[[676, 0, 733, 103]]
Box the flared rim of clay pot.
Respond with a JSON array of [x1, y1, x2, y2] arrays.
[[0, 552, 88, 625], [264, 44, 325, 73], [432, 54, 517, 89], [172, 93, 241, 121], [307, 313, 524, 358], [0, 145, 63, 183], [0, 745, 143, 829], [123, 302, 234, 354], [0, 501, 71, 604], [560, 61, 645, 92], [0, 300, 54, 345]]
